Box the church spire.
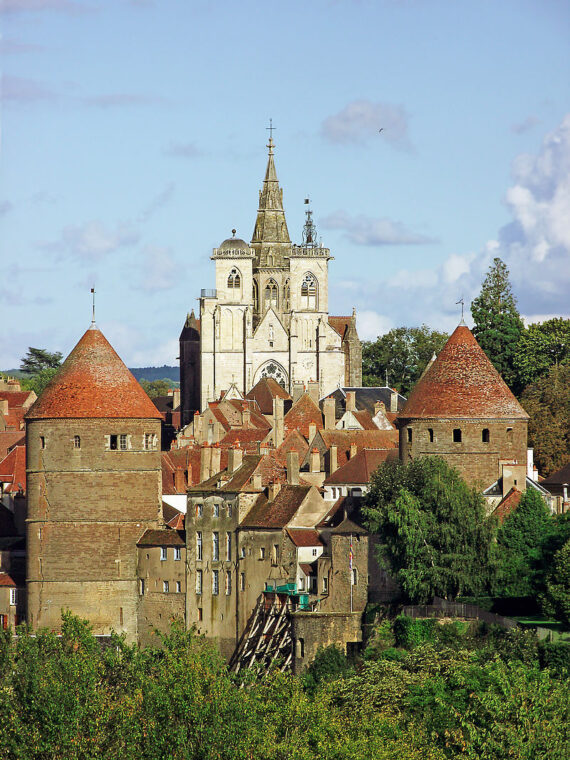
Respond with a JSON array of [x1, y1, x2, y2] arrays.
[[251, 123, 291, 266]]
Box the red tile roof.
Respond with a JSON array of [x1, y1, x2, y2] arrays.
[[317, 429, 398, 468], [0, 445, 26, 493], [0, 572, 17, 588], [352, 410, 378, 430], [0, 391, 35, 408], [284, 393, 323, 438], [242, 485, 311, 528], [492, 487, 524, 523], [26, 327, 162, 420], [245, 377, 291, 415], [275, 430, 309, 465], [219, 428, 270, 450], [399, 325, 529, 420], [324, 447, 398, 485], [167, 512, 185, 530], [137, 529, 185, 547], [0, 431, 25, 461], [286, 528, 322, 547], [328, 316, 352, 339]]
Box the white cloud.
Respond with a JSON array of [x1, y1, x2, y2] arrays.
[[134, 246, 178, 292], [321, 209, 436, 246], [511, 116, 540, 134], [41, 220, 139, 261], [357, 310, 394, 341], [321, 100, 413, 151]]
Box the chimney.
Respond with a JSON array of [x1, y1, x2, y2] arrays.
[[329, 445, 338, 475], [0, 399, 8, 417], [200, 443, 211, 482], [287, 450, 299, 485], [210, 443, 221, 476], [259, 442, 270, 456], [174, 466, 186, 493], [268, 481, 281, 500], [172, 388, 181, 410], [324, 396, 336, 430], [242, 405, 251, 427], [350, 442, 357, 459], [292, 382, 305, 404], [390, 389, 398, 413], [273, 396, 284, 447], [252, 473, 262, 490], [374, 400, 385, 416], [310, 447, 320, 473], [307, 381, 320, 406], [308, 422, 317, 442], [228, 444, 243, 473], [346, 391, 356, 412], [194, 411, 202, 441]]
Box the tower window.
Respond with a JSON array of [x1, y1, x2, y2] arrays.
[[40, 436, 46, 449], [284, 279, 290, 311], [300, 273, 317, 309], [252, 281, 259, 310], [212, 570, 219, 595], [482, 428, 490, 443], [506, 427, 513, 443], [73, 435, 81, 449], [407, 427, 413, 443], [227, 267, 241, 290], [453, 428, 462, 443], [163, 581, 169, 593], [225, 570, 232, 595], [264, 279, 278, 310], [428, 428, 434, 443], [196, 570, 202, 595], [212, 531, 219, 561]]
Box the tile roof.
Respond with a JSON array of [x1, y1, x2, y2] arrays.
[[324, 447, 398, 485], [241, 485, 312, 528], [284, 393, 323, 438], [324, 387, 406, 417], [275, 429, 309, 465], [0, 431, 25, 462], [399, 325, 529, 420], [137, 528, 185, 547], [0, 572, 17, 588], [328, 316, 352, 339], [0, 445, 26, 493], [317, 429, 398, 468], [0, 391, 35, 408], [330, 517, 367, 535], [26, 326, 162, 420], [541, 461, 570, 486], [189, 454, 284, 493], [245, 377, 292, 415], [286, 528, 322, 547], [167, 511, 185, 530], [351, 410, 379, 430], [219, 428, 270, 450], [492, 487, 524, 523]]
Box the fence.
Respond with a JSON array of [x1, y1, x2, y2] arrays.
[[401, 597, 517, 629]]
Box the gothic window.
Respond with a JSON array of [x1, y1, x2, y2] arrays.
[[301, 273, 317, 309], [264, 279, 278, 310], [284, 279, 290, 311], [73, 435, 81, 449], [258, 361, 288, 389], [227, 267, 241, 291], [252, 280, 259, 310]]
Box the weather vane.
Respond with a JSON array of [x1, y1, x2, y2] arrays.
[[456, 297, 465, 323]]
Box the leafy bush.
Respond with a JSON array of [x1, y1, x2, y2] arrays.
[[393, 616, 437, 648]]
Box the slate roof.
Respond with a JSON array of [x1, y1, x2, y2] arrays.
[[179, 310, 200, 340], [26, 326, 161, 420], [245, 377, 291, 415], [541, 461, 570, 486], [399, 324, 529, 420], [241, 484, 311, 528], [323, 387, 406, 418], [284, 393, 323, 438], [324, 447, 398, 485], [137, 529, 185, 547], [286, 528, 322, 547]]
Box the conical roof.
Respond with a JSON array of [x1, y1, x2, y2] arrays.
[[26, 325, 162, 420], [399, 325, 528, 420], [251, 137, 291, 266]]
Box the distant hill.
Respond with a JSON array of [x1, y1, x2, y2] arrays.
[[129, 366, 179, 384], [0, 369, 27, 379]]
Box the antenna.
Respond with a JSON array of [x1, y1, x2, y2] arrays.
[[91, 287, 96, 324]]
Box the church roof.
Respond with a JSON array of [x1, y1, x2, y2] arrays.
[[399, 324, 529, 420], [26, 325, 162, 420], [328, 316, 353, 339]]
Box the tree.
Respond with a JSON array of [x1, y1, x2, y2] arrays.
[[471, 258, 524, 391], [362, 457, 495, 603], [20, 347, 63, 375], [494, 489, 554, 597], [520, 364, 570, 477], [139, 379, 173, 399], [514, 317, 570, 390], [541, 539, 570, 629], [361, 325, 448, 396]]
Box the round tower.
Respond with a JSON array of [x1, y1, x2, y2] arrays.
[[398, 324, 529, 490], [25, 324, 162, 640]]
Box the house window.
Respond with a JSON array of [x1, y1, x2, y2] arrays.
[[322, 577, 328, 594], [227, 267, 241, 290], [264, 279, 278, 310], [160, 547, 167, 561], [109, 435, 117, 450], [196, 504, 203, 518], [226, 532, 232, 561], [240, 572, 245, 591], [196, 532, 202, 560], [300, 273, 317, 309], [212, 570, 219, 595], [428, 428, 434, 443], [213, 504, 220, 518], [73, 435, 81, 449], [9, 588, 17, 605], [272, 544, 279, 564], [260, 547, 266, 560], [482, 428, 490, 443], [240, 546, 245, 559], [312, 548, 318, 557], [212, 532, 219, 561], [196, 570, 202, 594], [119, 434, 128, 450], [163, 581, 169, 593], [176, 581, 181, 593], [298, 576, 305, 591], [453, 428, 462, 443], [407, 427, 413, 443], [174, 547, 181, 561], [40, 436, 46, 449], [197, 607, 203, 621], [143, 433, 154, 450], [225, 571, 232, 595]]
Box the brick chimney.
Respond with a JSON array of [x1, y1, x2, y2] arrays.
[[200, 443, 211, 482], [346, 391, 356, 412], [292, 382, 305, 404], [174, 466, 186, 493], [323, 396, 336, 430], [308, 422, 317, 442], [310, 447, 320, 473], [374, 400, 385, 416], [350, 442, 357, 459], [329, 444, 338, 475], [287, 450, 299, 485], [210, 443, 221, 476], [273, 396, 284, 447], [390, 390, 399, 413], [268, 481, 282, 500], [193, 411, 202, 441], [228, 444, 243, 473], [242, 405, 251, 427], [252, 473, 262, 490]]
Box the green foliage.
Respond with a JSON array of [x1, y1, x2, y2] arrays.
[[495, 489, 554, 597], [538, 641, 570, 679], [514, 317, 570, 388], [363, 457, 495, 602], [520, 364, 570, 476], [393, 616, 437, 648], [361, 324, 448, 395], [471, 257, 524, 390], [20, 347, 63, 375], [139, 378, 173, 399], [302, 644, 351, 693], [20, 367, 59, 397], [541, 539, 570, 629]]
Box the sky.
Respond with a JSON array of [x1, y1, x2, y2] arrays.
[[1, 0, 569, 369]]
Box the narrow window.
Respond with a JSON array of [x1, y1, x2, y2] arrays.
[[227, 267, 241, 290], [174, 547, 181, 561], [264, 279, 278, 310], [260, 547, 266, 560], [196, 503, 203, 518], [252, 281, 259, 311], [482, 428, 490, 443], [196, 570, 202, 594], [176, 581, 181, 593], [73, 435, 81, 449], [312, 548, 318, 557], [297, 638, 305, 658], [240, 546, 245, 559], [119, 434, 128, 451], [212, 532, 219, 561], [428, 428, 434, 443], [226, 532, 231, 561], [227, 504, 232, 518], [322, 577, 328, 594], [9, 588, 17, 605], [407, 427, 413, 443], [197, 607, 203, 621], [163, 581, 169, 593], [213, 504, 220, 518], [298, 576, 305, 591], [453, 428, 462, 443], [109, 434, 117, 450], [284, 279, 290, 311], [351, 568, 358, 586], [196, 532, 202, 560], [139, 579, 145, 595], [225, 570, 232, 595], [240, 572, 245, 591], [506, 427, 513, 443], [160, 547, 167, 561], [119, 608, 123, 626], [212, 570, 219, 595], [273, 544, 279, 564], [40, 436, 46, 449], [300, 273, 317, 309], [143, 433, 154, 450]]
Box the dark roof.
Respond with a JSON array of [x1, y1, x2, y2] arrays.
[[26, 326, 161, 420], [241, 485, 311, 528], [399, 325, 529, 420], [137, 529, 185, 547], [330, 517, 367, 535], [286, 528, 322, 547], [152, 395, 180, 414], [324, 387, 406, 418], [245, 377, 291, 415], [179, 310, 200, 341], [541, 461, 570, 486], [324, 447, 398, 485]]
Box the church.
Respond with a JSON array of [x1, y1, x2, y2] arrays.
[[179, 134, 362, 425]]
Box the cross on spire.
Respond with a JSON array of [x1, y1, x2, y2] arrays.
[[266, 118, 276, 154], [456, 297, 465, 324]]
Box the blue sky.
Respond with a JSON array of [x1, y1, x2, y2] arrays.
[[1, 0, 569, 368]]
